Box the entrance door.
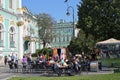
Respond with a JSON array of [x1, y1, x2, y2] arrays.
[[57, 48, 61, 57], [24, 40, 29, 53]]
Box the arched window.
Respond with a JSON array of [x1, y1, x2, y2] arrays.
[[9, 27, 15, 47], [10, 27, 14, 41], [0, 23, 4, 47], [0, 25, 2, 40]]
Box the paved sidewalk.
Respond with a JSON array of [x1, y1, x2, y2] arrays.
[[0, 73, 14, 80], [0, 65, 114, 80], [80, 71, 114, 76]]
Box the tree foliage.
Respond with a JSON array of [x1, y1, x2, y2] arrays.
[[68, 0, 120, 55], [32, 48, 53, 57], [77, 0, 120, 41], [35, 13, 56, 48], [68, 30, 95, 55]]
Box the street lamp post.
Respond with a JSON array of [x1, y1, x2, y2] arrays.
[[66, 6, 75, 39]]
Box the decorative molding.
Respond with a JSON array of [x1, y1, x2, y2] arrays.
[[16, 7, 27, 13], [17, 21, 24, 26], [10, 21, 15, 25], [28, 20, 30, 23], [0, 7, 18, 17], [0, 16, 3, 22], [23, 36, 30, 41], [30, 40, 36, 42]]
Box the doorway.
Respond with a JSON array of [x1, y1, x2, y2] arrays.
[[57, 48, 61, 57]]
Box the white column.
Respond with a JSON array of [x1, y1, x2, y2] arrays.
[[31, 41, 35, 54], [17, 0, 23, 59], [18, 26, 24, 59], [18, 0, 23, 14], [18, 0, 22, 9]]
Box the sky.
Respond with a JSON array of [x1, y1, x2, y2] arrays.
[[22, 0, 80, 22]]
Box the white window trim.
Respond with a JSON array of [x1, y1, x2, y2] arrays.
[[8, 25, 16, 48], [0, 23, 5, 48]]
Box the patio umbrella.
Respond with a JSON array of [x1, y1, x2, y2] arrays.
[[96, 38, 120, 45]]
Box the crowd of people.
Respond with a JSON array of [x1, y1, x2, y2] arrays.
[[4, 53, 18, 69], [3, 52, 101, 76], [4, 53, 32, 70], [29, 53, 92, 76]]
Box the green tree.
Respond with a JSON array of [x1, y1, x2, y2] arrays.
[[77, 0, 120, 41], [35, 13, 57, 48], [68, 30, 95, 55]]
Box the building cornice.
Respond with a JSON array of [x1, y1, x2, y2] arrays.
[[0, 7, 18, 17]]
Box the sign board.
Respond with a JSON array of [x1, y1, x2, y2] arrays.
[[90, 61, 99, 72]]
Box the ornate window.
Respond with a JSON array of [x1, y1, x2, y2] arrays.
[[0, 25, 2, 40], [9, 27, 15, 47], [0, 23, 4, 47]]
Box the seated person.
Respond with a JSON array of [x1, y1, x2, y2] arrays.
[[63, 59, 68, 67], [53, 61, 62, 76]]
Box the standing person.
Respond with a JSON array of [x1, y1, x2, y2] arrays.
[[8, 55, 14, 69], [7, 55, 11, 64], [54, 54, 59, 62], [22, 55, 27, 72], [4, 56, 8, 66], [41, 54, 45, 62], [22, 56, 27, 64], [27, 56, 31, 65], [60, 53, 66, 60], [14, 54, 18, 69], [22, 56, 27, 68], [11, 53, 15, 62]]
